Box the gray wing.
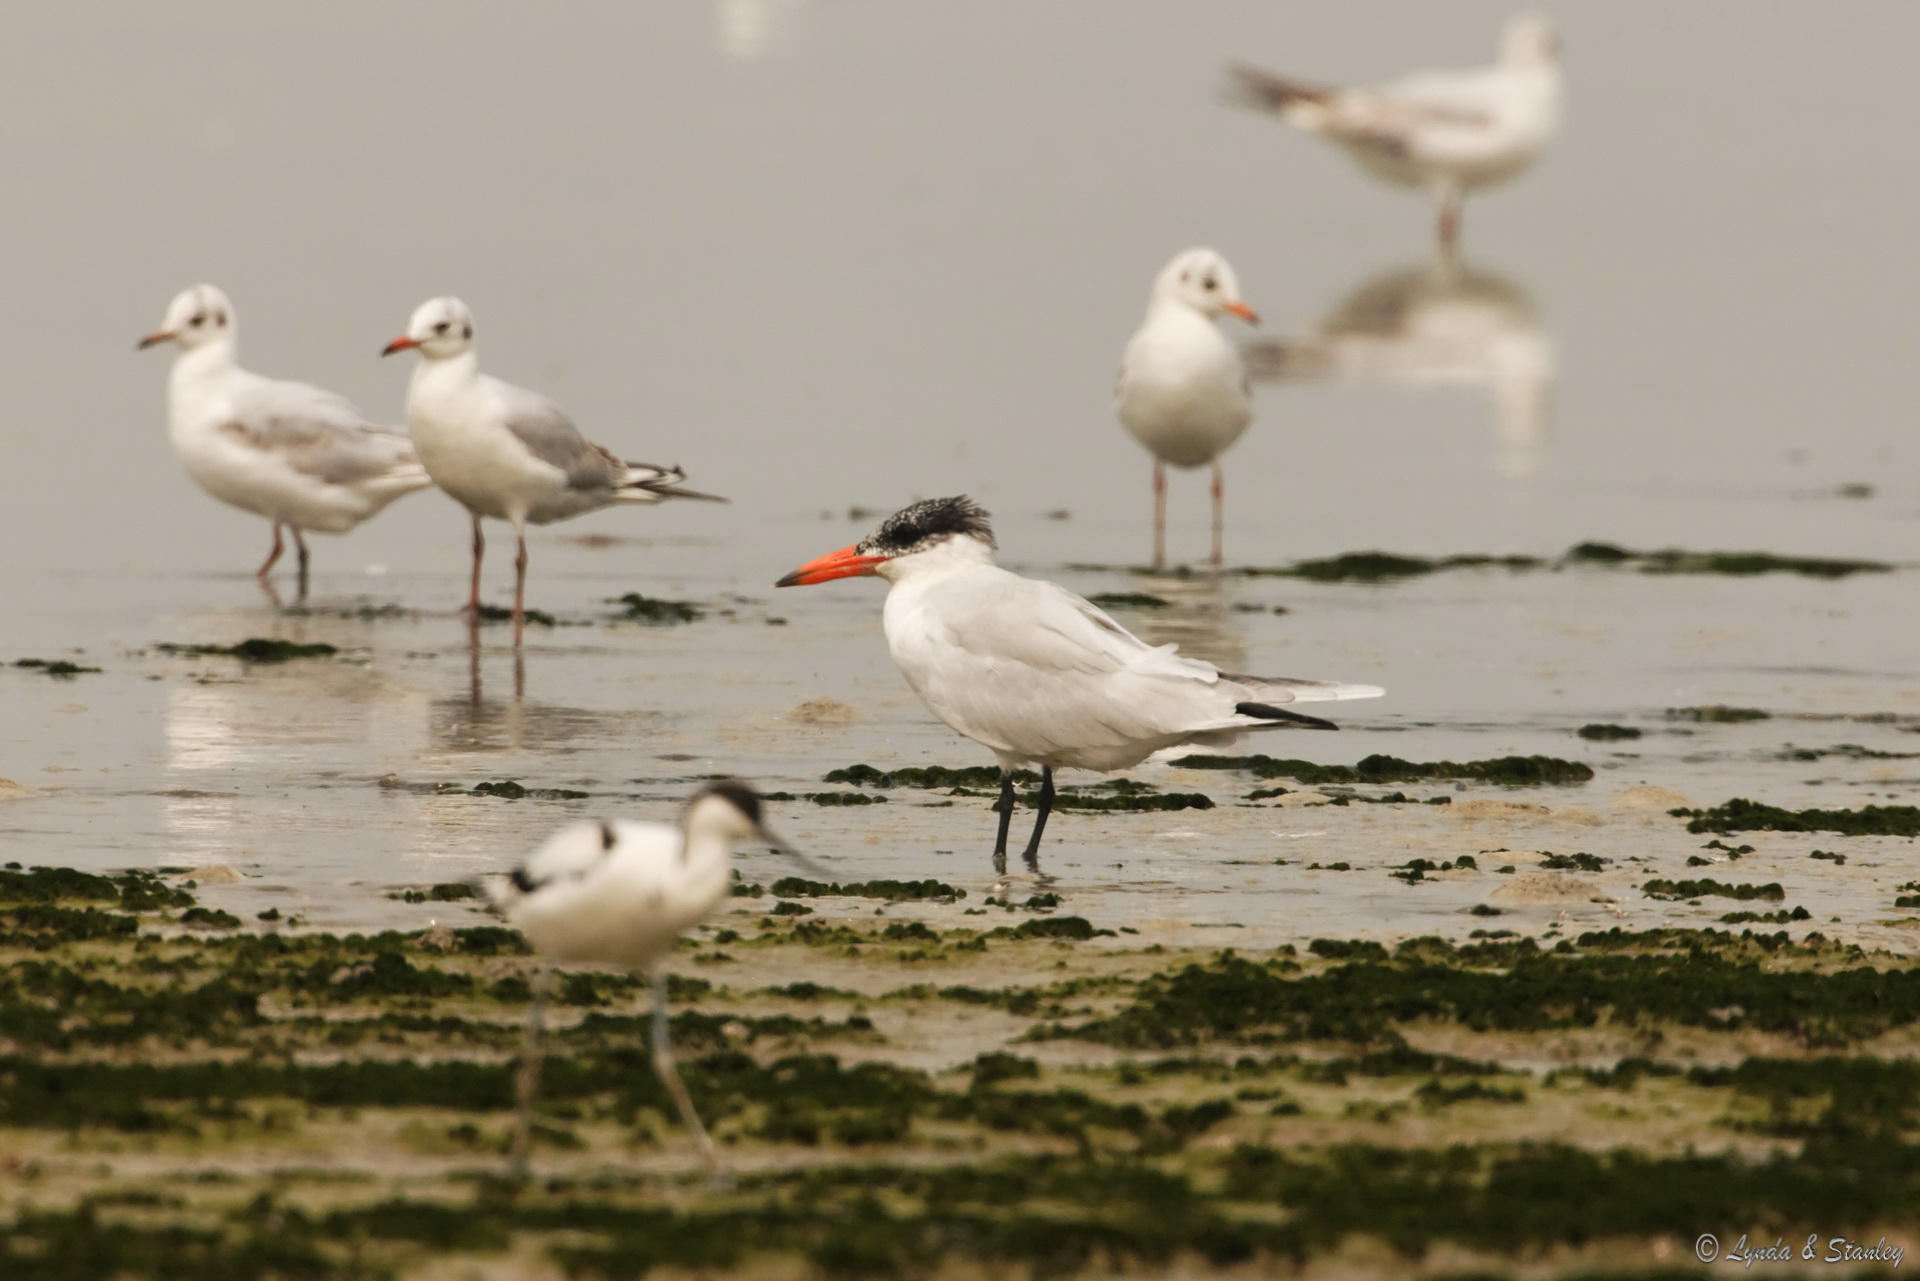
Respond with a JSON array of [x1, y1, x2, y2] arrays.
[[495, 383, 625, 493], [225, 376, 420, 485]]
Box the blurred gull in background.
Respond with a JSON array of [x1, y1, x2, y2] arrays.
[[1225, 13, 1563, 252]]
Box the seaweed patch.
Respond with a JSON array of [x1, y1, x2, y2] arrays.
[[1673, 798, 1920, 837], [607, 593, 703, 624], [154, 639, 338, 662], [1172, 753, 1592, 786]]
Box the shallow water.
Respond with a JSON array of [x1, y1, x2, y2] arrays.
[[3, 2, 1919, 946]]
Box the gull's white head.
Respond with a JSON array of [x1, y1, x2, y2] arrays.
[[775, 496, 996, 588], [137, 283, 235, 352], [1501, 13, 1558, 66], [382, 296, 475, 360], [1149, 248, 1258, 325]]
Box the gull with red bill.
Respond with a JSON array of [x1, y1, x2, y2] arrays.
[[381, 297, 725, 645], [777, 497, 1384, 871], [1114, 248, 1262, 570], [138, 283, 431, 601]]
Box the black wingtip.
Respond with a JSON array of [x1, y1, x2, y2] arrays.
[[1236, 701, 1338, 730]]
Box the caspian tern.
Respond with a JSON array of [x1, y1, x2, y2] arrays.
[[480, 779, 808, 1182], [776, 497, 1385, 870], [381, 297, 725, 645], [138, 284, 431, 602], [1114, 248, 1260, 570], [1225, 14, 1563, 252]]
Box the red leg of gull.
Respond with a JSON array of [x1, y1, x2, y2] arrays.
[[257, 523, 285, 580], [464, 515, 485, 620], [1436, 184, 1463, 257], [512, 529, 529, 649], [1152, 461, 1168, 570], [1210, 462, 1225, 570]]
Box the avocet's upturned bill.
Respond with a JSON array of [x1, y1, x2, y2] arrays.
[[480, 779, 810, 1182], [1115, 247, 1260, 570], [775, 497, 1384, 870], [1224, 14, 1562, 253], [381, 297, 725, 646], [139, 284, 431, 602]]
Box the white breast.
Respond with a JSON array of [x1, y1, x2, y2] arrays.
[[1116, 309, 1253, 469], [406, 365, 563, 523]]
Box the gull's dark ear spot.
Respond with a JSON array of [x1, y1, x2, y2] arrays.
[[462, 324, 472, 339], [598, 820, 617, 852]]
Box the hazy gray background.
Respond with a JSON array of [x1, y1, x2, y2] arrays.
[[3, 0, 1916, 579]]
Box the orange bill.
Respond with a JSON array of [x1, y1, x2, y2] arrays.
[[381, 336, 419, 356], [775, 544, 888, 588], [136, 331, 173, 350], [1223, 301, 1260, 325]]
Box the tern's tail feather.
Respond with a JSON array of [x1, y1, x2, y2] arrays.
[[616, 461, 729, 504], [1228, 674, 1386, 705]]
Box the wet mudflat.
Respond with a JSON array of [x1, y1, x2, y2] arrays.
[[6, 537, 1920, 1278], [3, 861, 1919, 1280]]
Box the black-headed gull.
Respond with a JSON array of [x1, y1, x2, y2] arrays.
[[382, 297, 725, 645], [138, 284, 430, 601], [1114, 248, 1259, 570], [481, 780, 806, 1182], [1226, 14, 1563, 252], [775, 498, 1383, 871]]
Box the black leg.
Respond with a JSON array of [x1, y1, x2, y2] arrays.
[[508, 963, 551, 1180], [991, 769, 1017, 873], [1019, 767, 1055, 869], [292, 528, 311, 603]]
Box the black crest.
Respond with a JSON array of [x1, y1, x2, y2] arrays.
[[696, 778, 763, 826], [861, 496, 996, 555]]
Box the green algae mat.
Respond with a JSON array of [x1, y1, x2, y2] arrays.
[[2, 866, 1917, 1279]]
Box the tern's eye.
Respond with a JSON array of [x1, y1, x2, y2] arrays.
[[433, 321, 450, 335], [189, 313, 206, 327]]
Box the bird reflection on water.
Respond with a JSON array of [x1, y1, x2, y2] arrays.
[[432, 625, 638, 755], [1122, 570, 1251, 680], [1247, 254, 1554, 479]]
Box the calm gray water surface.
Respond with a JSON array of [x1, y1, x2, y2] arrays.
[[3, 3, 1918, 942]]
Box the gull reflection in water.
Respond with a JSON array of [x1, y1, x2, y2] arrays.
[[162, 653, 431, 863], [1113, 571, 1250, 679], [1248, 256, 1554, 478], [433, 627, 637, 756]]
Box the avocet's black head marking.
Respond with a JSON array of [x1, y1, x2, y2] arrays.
[[695, 778, 762, 826], [858, 496, 996, 557]]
